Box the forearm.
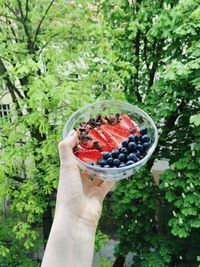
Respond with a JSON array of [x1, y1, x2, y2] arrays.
[[41, 205, 96, 267]]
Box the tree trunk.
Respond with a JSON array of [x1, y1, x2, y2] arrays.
[[113, 255, 126, 267], [42, 204, 53, 246]]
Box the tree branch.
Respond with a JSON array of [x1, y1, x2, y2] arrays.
[[38, 33, 58, 56], [11, 176, 25, 183], [0, 57, 23, 116], [15, 0, 33, 52], [8, 19, 19, 43], [144, 36, 149, 71], [25, 0, 29, 21], [33, 0, 55, 45], [17, 0, 24, 19], [133, 29, 142, 102]]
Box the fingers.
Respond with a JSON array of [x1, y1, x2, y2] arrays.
[[81, 172, 93, 193], [93, 176, 104, 187], [99, 180, 116, 199], [58, 130, 78, 165]]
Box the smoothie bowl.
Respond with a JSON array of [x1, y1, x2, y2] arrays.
[[63, 100, 158, 181]]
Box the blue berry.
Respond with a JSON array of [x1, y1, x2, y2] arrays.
[[140, 127, 148, 135], [128, 135, 135, 142], [107, 157, 114, 166], [102, 151, 111, 160], [111, 149, 120, 158], [141, 135, 150, 143], [126, 160, 134, 166], [113, 158, 121, 167], [137, 143, 143, 151], [122, 140, 129, 147], [104, 165, 111, 168], [140, 155, 144, 159], [140, 150, 147, 157], [127, 153, 137, 162], [119, 162, 126, 168], [88, 162, 94, 166], [118, 153, 126, 162], [136, 151, 141, 158], [143, 142, 150, 150], [120, 147, 128, 154], [99, 159, 107, 167], [128, 142, 137, 152], [129, 135, 140, 142], [134, 134, 140, 142]]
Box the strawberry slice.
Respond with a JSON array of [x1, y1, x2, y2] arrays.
[[79, 129, 113, 151], [100, 127, 119, 149], [119, 114, 140, 134], [89, 129, 113, 151], [100, 124, 130, 148], [79, 139, 93, 150], [76, 149, 102, 164]]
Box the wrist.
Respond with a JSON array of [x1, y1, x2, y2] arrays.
[[54, 203, 97, 234]]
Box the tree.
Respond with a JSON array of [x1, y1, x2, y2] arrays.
[[0, 1, 102, 265], [95, 0, 200, 266], [1, 0, 200, 266]]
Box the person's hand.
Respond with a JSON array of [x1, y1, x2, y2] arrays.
[[57, 130, 115, 228]]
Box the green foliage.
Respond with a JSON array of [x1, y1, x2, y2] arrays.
[[0, 0, 200, 266], [95, 229, 109, 252], [97, 0, 200, 266]]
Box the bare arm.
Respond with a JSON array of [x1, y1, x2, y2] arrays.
[[41, 130, 115, 267]]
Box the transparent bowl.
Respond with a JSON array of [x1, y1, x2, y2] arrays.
[[63, 100, 158, 181]]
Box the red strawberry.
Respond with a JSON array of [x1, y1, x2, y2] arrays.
[[79, 139, 93, 150], [79, 129, 113, 151], [100, 124, 130, 148], [119, 114, 140, 134], [76, 149, 102, 163], [100, 127, 119, 149], [89, 129, 113, 151]]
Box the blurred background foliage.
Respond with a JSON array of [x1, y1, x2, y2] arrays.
[[0, 0, 199, 266]]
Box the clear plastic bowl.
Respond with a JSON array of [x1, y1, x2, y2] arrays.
[[63, 100, 158, 181]]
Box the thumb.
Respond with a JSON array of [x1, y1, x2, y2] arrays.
[[58, 130, 78, 166]]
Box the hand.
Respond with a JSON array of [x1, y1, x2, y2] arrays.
[[57, 130, 115, 227]]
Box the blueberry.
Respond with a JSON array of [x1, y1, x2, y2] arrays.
[[111, 149, 120, 158], [136, 151, 141, 157], [119, 162, 126, 168], [140, 127, 148, 135], [128, 135, 135, 142], [120, 147, 128, 154], [137, 143, 143, 151], [122, 140, 129, 147], [140, 150, 147, 157], [143, 142, 150, 150], [102, 152, 111, 160], [107, 157, 114, 166], [129, 135, 139, 142], [127, 153, 137, 162], [126, 160, 134, 166], [118, 153, 126, 162], [99, 159, 107, 167], [113, 158, 121, 167], [128, 142, 137, 152], [88, 162, 94, 166], [141, 135, 150, 143], [104, 165, 111, 168], [134, 134, 140, 142], [140, 155, 144, 159]]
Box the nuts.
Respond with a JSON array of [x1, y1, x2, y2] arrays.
[[102, 118, 108, 124]]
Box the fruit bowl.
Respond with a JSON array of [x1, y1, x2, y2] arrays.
[[63, 100, 158, 181]]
